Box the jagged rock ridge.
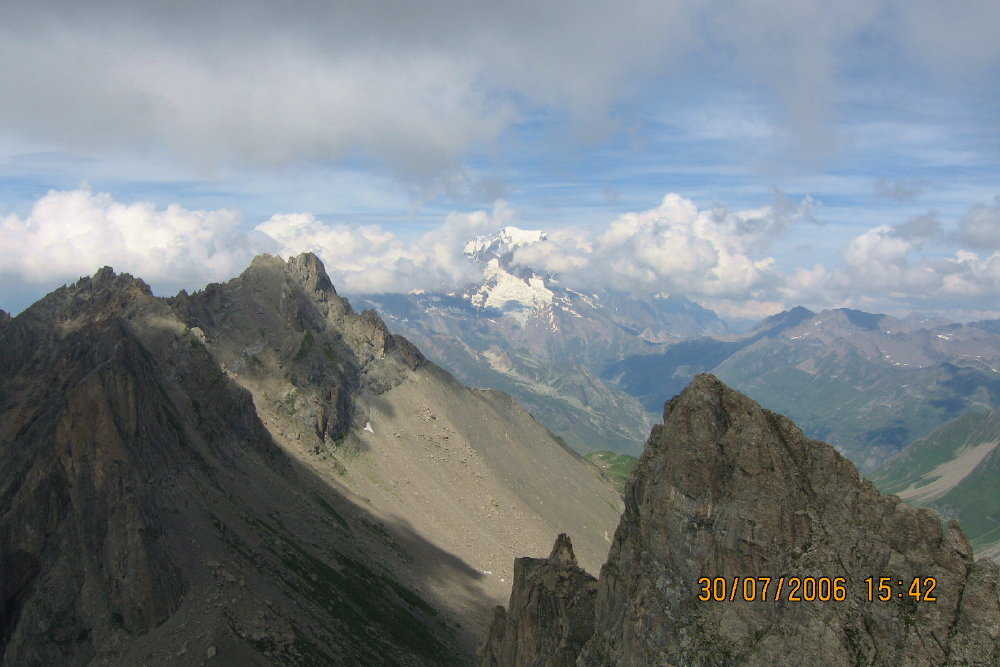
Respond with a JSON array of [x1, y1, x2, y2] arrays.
[[0, 263, 461, 665], [2, 254, 623, 665], [482, 374, 1000, 666]]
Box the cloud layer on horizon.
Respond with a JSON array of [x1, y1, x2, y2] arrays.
[[4, 188, 1000, 322]]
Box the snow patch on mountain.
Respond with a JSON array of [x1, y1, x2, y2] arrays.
[[467, 258, 554, 311]]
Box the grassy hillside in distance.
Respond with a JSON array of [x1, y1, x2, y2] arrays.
[[585, 450, 639, 494], [874, 406, 993, 494], [873, 407, 1000, 558]]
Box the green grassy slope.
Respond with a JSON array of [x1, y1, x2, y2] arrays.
[[873, 407, 1000, 556], [585, 450, 639, 494]]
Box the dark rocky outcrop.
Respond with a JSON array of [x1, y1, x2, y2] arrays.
[[484, 374, 1000, 666], [479, 535, 597, 667], [0, 262, 460, 665]]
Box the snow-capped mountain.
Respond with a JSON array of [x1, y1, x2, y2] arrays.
[[462, 226, 558, 315], [456, 226, 726, 339], [350, 226, 727, 454], [466, 258, 555, 312]]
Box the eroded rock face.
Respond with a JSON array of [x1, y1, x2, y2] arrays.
[[169, 252, 424, 447], [0, 263, 458, 666], [480, 535, 598, 667], [485, 374, 1000, 666]]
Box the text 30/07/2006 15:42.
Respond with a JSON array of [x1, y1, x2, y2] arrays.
[[696, 576, 938, 603]]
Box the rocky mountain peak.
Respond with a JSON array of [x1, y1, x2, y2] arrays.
[[548, 533, 577, 567], [0, 309, 9, 322], [242, 252, 336, 296], [479, 533, 598, 667], [285, 251, 337, 295], [484, 373, 1000, 665], [86, 266, 152, 294], [15, 266, 155, 331], [752, 304, 815, 335]]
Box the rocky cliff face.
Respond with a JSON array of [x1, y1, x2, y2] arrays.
[[169, 253, 424, 449], [2, 254, 623, 665], [166, 253, 622, 623], [483, 374, 1000, 666], [0, 264, 463, 665], [479, 535, 597, 667]]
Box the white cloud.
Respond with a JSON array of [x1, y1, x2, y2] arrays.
[[511, 192, 813, 305], [255, 200, 515, 293], [773, 199, 1000, 311], [7, 188, 1000, 323], [842, 225, 941, 292], [938, 250, 1000, 297], [0, 188, 518, 297], [0, 188, 269, 289]]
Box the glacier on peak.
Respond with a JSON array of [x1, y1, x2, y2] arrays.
[[468, 258, 555, 312], [461, 226, 558, 315]]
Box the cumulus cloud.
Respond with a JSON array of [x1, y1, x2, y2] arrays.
[[0, 188, 517, 297], [0, 187, 814, 312], [7, 188, 1000, 322], [775, 198, 1000, 311], [0, 188, 270, 290], [2, 2, 999, 177], [255, 201, 515, 292], [511, 192, 816, 306], [842, 225, 940, 292]]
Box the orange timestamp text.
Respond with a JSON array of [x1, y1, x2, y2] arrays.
[[696, 576, 939, 603]]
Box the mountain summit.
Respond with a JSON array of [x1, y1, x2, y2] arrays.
[[482, 374, 1000, 665], [0, 254, 622, 665]]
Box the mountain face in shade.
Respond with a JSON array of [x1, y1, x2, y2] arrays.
[[1, 254, 623, 665], [481, 375, 1000, 666], [0, 264, 462, 666]]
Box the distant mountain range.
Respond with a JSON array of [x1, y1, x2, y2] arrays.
[[351, 226, 727, 455], [351, 224, 1000, 482], [608, 306, 1000, 471], [351, 228, 1000, 562]]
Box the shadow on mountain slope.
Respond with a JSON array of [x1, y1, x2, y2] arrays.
[[0, 267, 494, 666]]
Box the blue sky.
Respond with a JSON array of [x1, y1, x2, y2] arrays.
[[1, 1, 999, 321]]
